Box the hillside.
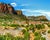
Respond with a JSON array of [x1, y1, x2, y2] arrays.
[[0, 2, 50, 40], [0, 2, 26, 21], [27, 15, 48, 21]]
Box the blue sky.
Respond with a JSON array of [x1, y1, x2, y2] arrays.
[[0, 0, 50, 20]]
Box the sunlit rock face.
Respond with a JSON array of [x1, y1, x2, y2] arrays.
[[0, 2, 23, 15], [15, 10, 23, 15], [0, 2, 15, 14]]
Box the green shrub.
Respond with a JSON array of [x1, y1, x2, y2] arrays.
[[24, 31, 30, 40], [22, 29, 27, 34], [41, 37, 46, 40], [48, 30, 50, 33], [0, 34, 24, 40], [9, 24, 19, 27], [15, 37, 24, 40], [29, 24, 35, 30], [34, 36, 46, 40], [47, 24, 50, 27], [35, 24, 45, 30], [2, 24, 8, 26], [34, 32, 41, 36], [34, 36, 40, 40], [34, 32, 46, 40]]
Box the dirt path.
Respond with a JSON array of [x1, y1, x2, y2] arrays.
[[0, 28, 23, 37]]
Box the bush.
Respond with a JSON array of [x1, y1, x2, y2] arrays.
[[0, 34, 14, 40], [25, 24, 35, 32], [2, 23, 8, 26], [9, 24, 19, 27], [47, 24, 50, 27], [48, 30, 50, 33], [41, 37, 46, 40], [34, 32, 46, 40], [34, 36, 46, 40], [34, 36, 40, 40], [29, 24, 35, 30], [34, 32, 41, 36], [15, 37, 24, 40], [22, 29, 27, 34], [35, 24, 45, 30]]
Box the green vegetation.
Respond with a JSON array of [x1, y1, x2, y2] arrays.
[[24, 24, 35, 32], [9, 24, 19, 27], [35, 24, 45, 30], [0, 34, 24, 40], [24, 31, 30, 40], [29, 24, 35, 30], [34, 32, 41, 36], [29, 24, 35, 32], [34, 32, 46, 40], [48, 30, 50, 33], [41, 37, 46, 40], [34, 37, 46, 40], [22, 29, 27, 34], [47, 24, 50, 27], [0, 31, 30, 40]]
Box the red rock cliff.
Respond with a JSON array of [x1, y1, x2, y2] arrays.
[[0, 3, 15, 14]]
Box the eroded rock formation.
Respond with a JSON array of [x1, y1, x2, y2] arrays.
[[0, 2, 23, 15], [0, 3, 14, 14]]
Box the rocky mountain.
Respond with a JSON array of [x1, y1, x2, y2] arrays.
[[27, 15, 48, 21], [0, 2, 14, 14], [0, 2, 48, 21], [0, 2, 23, 15], [0, 2, 26, 21]]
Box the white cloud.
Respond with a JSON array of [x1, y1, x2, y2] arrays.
[[21, 9, 50, 20], [11, 3, 17, 7], [22, 9, 50, 17], [20, 4, 30, 6], [10, 3, 30, 7]]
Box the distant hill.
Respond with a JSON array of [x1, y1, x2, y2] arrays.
[[26, 15, 48, 21]]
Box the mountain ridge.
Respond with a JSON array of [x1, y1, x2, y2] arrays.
[[26, 15, 48, 21], [0, 2, 48, 21]]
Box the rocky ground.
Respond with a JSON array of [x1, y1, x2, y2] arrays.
[[0, 24, 50, 40]]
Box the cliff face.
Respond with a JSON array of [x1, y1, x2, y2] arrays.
[[0, 2, 26, 21], [0, 3, 15, 14], [0, 2, 23, 15]]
